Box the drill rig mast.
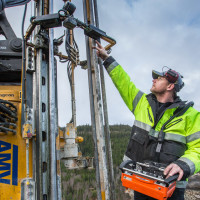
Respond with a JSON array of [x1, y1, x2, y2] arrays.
[[0, 0, 116, 199]]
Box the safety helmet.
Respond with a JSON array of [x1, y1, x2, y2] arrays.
[[152, 68, 184, 92]]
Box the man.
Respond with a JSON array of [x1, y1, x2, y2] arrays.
[[93, 41, 200, 200]]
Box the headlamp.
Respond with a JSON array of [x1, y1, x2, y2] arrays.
[[164, 69, 179, 83]]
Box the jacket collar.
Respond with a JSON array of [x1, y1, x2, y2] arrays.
[[146, 93, 186, 128], [146, 93, 185, 107]]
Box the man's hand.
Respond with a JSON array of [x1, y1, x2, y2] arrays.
[[164, 163, 184, 181], [92, 40, 109, 61]]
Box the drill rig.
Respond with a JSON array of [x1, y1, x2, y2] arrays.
[[0, 0, 116, 199]]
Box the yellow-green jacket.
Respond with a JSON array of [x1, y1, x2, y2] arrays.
[[104, 56, 200, 188]]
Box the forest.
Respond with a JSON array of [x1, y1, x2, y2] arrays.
[[61, 124, 132, 200], [61, 125, 200, 200]]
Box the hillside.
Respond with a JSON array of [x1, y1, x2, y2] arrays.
[[61, 124, 132, 200], [61, 125, 200, 200]]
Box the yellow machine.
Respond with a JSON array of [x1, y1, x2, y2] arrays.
[[0, 6, 34, 197], [0, 86, 34, 199]]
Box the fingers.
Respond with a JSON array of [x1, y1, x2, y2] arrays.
[[164, 164, 173, 177], [92, 40, 109, 60], [95, 40, 102, 48], [92, 40, 103, 50], [164, 163, 184, 181], [177, 170, 184, 181], [92, 46, 101, 51]]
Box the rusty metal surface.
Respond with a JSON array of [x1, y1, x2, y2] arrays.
[[83, 0, 110, 199]]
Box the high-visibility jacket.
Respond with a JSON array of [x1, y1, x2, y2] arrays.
[[104, 56, 200, 188]]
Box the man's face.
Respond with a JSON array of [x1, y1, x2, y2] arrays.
[[150, 76, 171, 94]]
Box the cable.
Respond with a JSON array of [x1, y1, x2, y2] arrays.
[[0, 102, 17, 117], [21, 3, 28, 126], [65, 29, 79, 64], [0, 99, 18, 134], [64, 26, 80, 124]]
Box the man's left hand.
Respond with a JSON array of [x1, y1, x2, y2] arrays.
[[164, 163, 184, 181]]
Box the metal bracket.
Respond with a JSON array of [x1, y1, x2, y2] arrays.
[[62, 157, 94, 169], [22, 107, 35, 138], [34, 34, 48, 49], [26, 46, 35, 72], [21, 178, 36, 200]]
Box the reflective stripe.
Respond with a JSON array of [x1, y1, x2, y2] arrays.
[[148, 129, 186, 144], [149, 129, 159, 138], [107, 61, 119, 74], [134, 120, 151, 132], [135, 122, 199, 144], [176, 181, 188, 188], [123, 155, 131, 162], [178, 157, 195, 175], [131, 90, 144, 114], [186, 131, 200, 143], [165, 133, 186, 144]]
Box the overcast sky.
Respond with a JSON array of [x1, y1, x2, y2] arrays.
[[5, 0, 200, 127]]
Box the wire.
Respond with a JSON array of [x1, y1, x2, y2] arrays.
[[21, 4, 27, 39], [162, 66, 170, 72], [64, 27, 80, 124], [21, 3, 28, 126], [65, 29, 79, 64], [0, 99, 18, 134]]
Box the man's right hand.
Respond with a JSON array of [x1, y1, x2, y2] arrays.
[[164, 163, 184, 181], [92, 40, 109, 61]]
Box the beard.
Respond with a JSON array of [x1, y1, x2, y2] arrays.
[[150, 86, 166, 95]]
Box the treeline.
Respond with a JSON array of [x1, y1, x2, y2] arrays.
[[77, 124, 132, 134], [61, 124, 132, 200]]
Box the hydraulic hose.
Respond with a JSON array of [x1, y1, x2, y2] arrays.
[[0, 99, 18, 134]]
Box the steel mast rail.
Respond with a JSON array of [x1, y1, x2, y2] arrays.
[[23, 0, 61, 199], [93, 0, 116, 199], [82, 0, 116, 199], [49, 0, 60, 199], [82, 0, 102, 199]]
